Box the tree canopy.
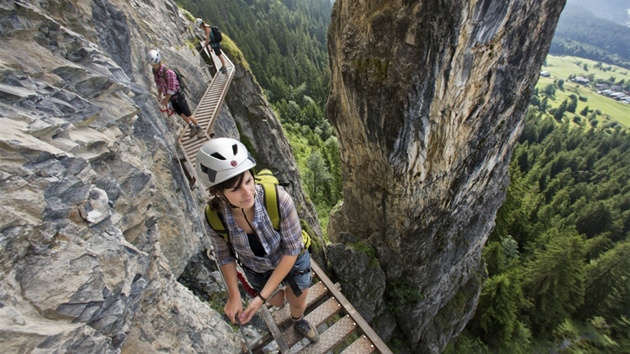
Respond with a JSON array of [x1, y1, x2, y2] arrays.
[[453, 111, 630, 353]]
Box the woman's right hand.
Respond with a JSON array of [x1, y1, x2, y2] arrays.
[[224, 297, 243, 324]]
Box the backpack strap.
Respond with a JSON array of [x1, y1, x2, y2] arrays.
[[205, 204, 229, 241], [257, 178, 311, 251], [259, 182, 280, 231], [161, 65, 168, 80], [160, 65, 181, 95]]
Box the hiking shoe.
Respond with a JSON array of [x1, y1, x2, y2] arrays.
[[188, 125, 197, 138], [196, 125, 204, 138], [220, 66, 227, 74], [294, 319, 319, 343]]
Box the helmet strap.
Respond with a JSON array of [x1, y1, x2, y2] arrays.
[[220, 195, 239, 209]]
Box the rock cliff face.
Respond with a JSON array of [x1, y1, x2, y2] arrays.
[[0, 0, 317, 352], [326, 0, 565, 352]]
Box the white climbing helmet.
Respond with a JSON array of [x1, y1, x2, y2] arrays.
[[195, 18, 203, 27], [147, 49, 161, 64], [196, 138, 256, 188]]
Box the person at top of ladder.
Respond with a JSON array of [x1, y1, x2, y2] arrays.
[[196, 138, 320, 344], [196, 18, 228, 74], [147, 49, 203, 139]]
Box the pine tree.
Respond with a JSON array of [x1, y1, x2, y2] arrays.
[[305, 151, 331, 202], [521, 228, 586, 335], [578, 242, 630, 323], [472, 271, 528, 347]]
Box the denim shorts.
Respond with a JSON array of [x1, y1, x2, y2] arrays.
[[243, 251, 312, 292]]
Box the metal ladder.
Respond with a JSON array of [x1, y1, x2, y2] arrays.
[[251, 260, 393, 354], [176, 45, 234, 188]]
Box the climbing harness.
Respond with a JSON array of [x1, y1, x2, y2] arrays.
[[159, 102, 174, 116], [237, 270, 257, 298]]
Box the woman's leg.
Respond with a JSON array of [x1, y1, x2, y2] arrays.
[[267, 288, 285, 307], [286, 286, 308, 318], [282, 252, 319, 342]]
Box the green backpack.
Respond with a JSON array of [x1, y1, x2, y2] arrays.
[[204, 169, 312, 251]]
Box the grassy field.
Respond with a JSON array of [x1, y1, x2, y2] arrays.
[[536, 55, 630, 128]]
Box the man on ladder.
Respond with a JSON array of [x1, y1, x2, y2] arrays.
[[196, 18, 228, 74], [148, 49, 204, 139]]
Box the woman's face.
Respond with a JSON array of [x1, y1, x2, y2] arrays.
[[222, 171, 256, 210]]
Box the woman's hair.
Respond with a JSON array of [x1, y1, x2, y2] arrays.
[[208, 170, 253, 211]]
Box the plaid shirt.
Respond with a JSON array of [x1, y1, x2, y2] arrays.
[[152, 63, 179, 96], [206, 185, 303, 273]]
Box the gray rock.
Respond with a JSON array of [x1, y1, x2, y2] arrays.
[[0, 0, 248, 352]]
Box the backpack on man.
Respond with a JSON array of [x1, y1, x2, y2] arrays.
[[209, 26, 223, 44], [161, 65, 190, 95]]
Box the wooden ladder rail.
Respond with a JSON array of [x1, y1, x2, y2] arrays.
[[176, 43, 235, 186], [251, 260, 393, 354]]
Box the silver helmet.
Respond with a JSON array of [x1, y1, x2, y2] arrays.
[[196, 138, 256, 188], [147, 49, 161, 64]]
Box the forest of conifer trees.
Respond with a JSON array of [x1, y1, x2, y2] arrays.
[[449, 111, 630, 353], [179, 1, 629, 352]]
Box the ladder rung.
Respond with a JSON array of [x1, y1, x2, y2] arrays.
[[272, 281, 329, 326], [300, 315, 357, 354], [282, 297, 341, 347], [194, 108, 215, 115], [340, 334, 376, 354], [183, 139, 206, 152]]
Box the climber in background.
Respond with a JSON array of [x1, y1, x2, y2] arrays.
[[196, 18, 228, 74], [196, 138, 319, 344], [148, 49, 203, 139]]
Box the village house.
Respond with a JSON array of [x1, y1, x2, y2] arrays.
[[572, 76, 590, 85]]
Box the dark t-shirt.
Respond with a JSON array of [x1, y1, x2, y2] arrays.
[[247, 233, 266, 257]]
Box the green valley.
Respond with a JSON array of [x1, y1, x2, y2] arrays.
[[535, 55, 629, 128]]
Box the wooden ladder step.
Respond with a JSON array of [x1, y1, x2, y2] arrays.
[[340, 334, 376, 354], [183, 138, 206, 150], [271, 281, 330, 326], [282, 297, 342, 348], [195, 107, 216, 114], [299, 315, 358, 354]]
